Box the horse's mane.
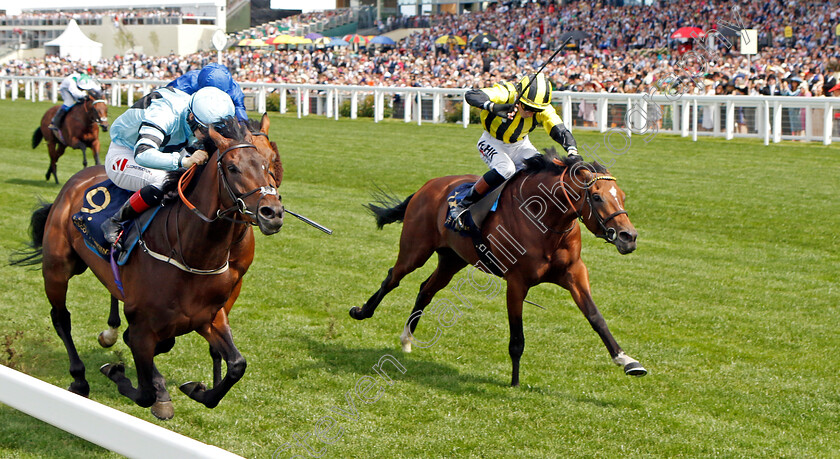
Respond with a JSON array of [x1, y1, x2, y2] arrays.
[[522, 147, 609, 175], [160, 116, 244, 203]]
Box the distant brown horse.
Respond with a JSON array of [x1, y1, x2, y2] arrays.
[[33, 90, 108, 184], [12, 117, 283, 419], [350, 150, 646, 386]]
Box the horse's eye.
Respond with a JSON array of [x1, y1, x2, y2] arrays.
[[592, 193, 602, 202], [227, 164, 240, 173]]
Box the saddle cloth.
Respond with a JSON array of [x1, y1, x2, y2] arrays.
[[71, 179, 160, 266]]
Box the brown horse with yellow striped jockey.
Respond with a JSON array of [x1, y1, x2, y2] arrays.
[[351, 149, 646, 386]]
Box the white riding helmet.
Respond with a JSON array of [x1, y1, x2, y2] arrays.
[[189, 86, 235, 128], [76, 74, 97, 91]]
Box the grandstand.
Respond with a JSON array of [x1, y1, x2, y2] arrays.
[[0, 1, 226, 60]]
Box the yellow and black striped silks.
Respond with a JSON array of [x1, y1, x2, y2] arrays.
[[478, 81, 564, 144]]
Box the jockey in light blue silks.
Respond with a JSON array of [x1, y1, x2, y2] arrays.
[[100, 86, 235, 244], [167, 63, 248, 122], [49, 72, 102, 131]]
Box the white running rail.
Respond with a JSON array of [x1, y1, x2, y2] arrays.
[[0, 364, 242, 458], [3, 76, 838, 145]]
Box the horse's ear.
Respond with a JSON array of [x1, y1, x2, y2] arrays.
[[260, 113, 270, 134], [569, 161, 595, 188], [208, 124, 228, 149]]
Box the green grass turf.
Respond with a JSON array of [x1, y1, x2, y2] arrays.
[[0, 99, 838, 458]]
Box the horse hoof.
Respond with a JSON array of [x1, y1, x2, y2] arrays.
[[624, 362, 647, 376], [98, 329, 118, 348], [68, 381, 90, 398], [179, 381, 207, 399], [100, 363, 125, 381], [151, 401, 175, 420], [349, 307, 364, 320]]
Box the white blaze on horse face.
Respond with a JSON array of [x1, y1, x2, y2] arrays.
[[609, 186, 623, 209]]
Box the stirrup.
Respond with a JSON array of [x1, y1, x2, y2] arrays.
[[448, 206, 468, 231]]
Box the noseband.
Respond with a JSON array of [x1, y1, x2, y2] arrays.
[[178, 142, 278, 224], [560, 168, 628, 243], [86, 96, 107, 125]]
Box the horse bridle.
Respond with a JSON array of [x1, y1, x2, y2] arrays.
[[178, 141, 279, 225], [559, 167, 628, 243], [85, 94, 108, 125]]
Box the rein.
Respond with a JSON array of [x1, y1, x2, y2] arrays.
[[177, 142, 278, 224], [150, 139, 276, 275]]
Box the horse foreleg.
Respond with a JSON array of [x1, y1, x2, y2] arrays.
[[401, 248, 468, 352], [81, 146, 88, 168], [98, 295, 120, 347], [45, 274, 90, 397], [209, 280, 242, 386], [149, 338, 176, 420], [180, 321, 245, 409], [505, 279, 528, 387], [559, 260, 646, 376], [100, 327, 157, 408]]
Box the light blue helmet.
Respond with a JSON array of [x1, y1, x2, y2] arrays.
[[189, 86, 234, 128]]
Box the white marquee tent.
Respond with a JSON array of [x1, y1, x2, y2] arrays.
[[44, 19, 103, 62]]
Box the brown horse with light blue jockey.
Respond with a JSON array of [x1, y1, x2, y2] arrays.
[[12, 117, 283, 420]]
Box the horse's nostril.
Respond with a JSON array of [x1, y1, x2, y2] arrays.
[[619, 230, 636, 242], [258, 206, 276, 219]]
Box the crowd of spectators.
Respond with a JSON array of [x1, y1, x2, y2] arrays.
[[232, 9, 359, 42], [0, 9, 185, 25], [3, 0, 840, 101]]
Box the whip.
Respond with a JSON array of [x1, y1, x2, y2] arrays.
[[515, 35, 575, 102], [285, 209, 333, 235]]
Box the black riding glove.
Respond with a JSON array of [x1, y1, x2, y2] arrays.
[[484, 101, 515, 118], [549, 123, 578, 154]]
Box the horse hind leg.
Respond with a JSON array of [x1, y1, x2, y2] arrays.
[[45, 277, 90, 397], [401, 248, 468, 352], [98, 296, 120, 347], [47, 143, 65, 184], [80, 146, 88, 168], [350, 239, 437, 321]]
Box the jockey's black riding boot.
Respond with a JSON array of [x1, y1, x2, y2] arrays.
[[101, 185, 163, 245], [449, 169, 506, 226], [49, 106, 68, 131]]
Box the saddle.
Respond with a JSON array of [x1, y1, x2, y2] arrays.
[[444, 181, 507, 233], [71, 179, 160, 266], [444, 180, 509, 277]]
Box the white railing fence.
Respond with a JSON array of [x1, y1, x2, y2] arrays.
[[4, 76, 839, 146], [0, 364, 242, 458]]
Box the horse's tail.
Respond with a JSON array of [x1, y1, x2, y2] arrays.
[[9, 202, 52, 267], [366, 191, 414, 229], [32, 127, 43, 149]]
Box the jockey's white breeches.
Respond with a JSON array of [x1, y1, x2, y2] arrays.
[[476, 131, 540, 179], [104, 143, 169, 191]]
